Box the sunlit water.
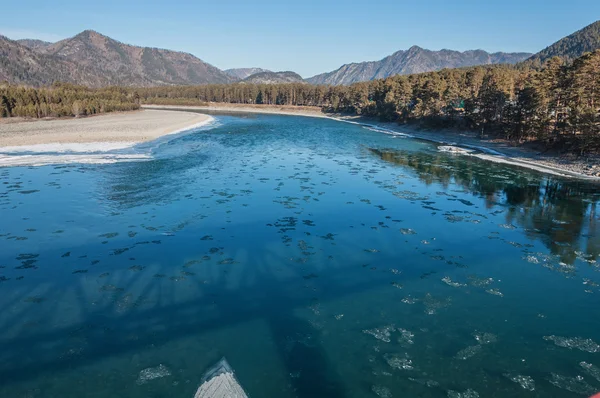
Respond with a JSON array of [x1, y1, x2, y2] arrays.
[[1, 112, 599, 398]]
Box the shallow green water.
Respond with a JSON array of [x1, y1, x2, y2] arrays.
[[0, 113, 599, 397]]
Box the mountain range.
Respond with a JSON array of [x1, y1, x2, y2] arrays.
[[306, 47, 532, 85], [2, 21, 599, 87]]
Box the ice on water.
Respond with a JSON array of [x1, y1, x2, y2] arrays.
[[136, 364, 171, 385], [455, 344, 482, 360], [504, 374, 535, 391], [384, 353, 414, 370], [543, 335, 600, 353], [447, 388, 479, 398], [364, 325, 396, 343], [548, 373, 596, 395], [580, 362, 600, 382], [371, 385, 393, 398], [441, 276, 466, 288]]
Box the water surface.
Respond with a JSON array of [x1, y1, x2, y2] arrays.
[[1, 113, 599, 397]]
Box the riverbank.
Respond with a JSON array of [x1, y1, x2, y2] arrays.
[[143, 104, 599, 180], [142, 103, 326, 118], [336, 115, 600, 180], [0, 109, 213, 148]]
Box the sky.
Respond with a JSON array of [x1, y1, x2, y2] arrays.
[[1, 0, 599, 78]]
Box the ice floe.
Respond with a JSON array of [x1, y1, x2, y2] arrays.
[[504, 374, 535, 391], [543, 335, 600, 353], [136, 364, 171, 385]]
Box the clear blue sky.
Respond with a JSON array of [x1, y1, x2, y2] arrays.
[[1, 0, 599, 77]]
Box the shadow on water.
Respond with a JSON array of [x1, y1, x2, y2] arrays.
[[0, 223, 376, 396], [368, 147, 600, 265]]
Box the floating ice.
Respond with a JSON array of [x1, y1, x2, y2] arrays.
[[371, 385, 392, 398], [400, 228, 416, 235], [447, 388, 479, 398], [397, 328, 414, 346], [384, 353, 414, 370], [580, 362, 600, 382], [504, 374, 535, 391], [486, 288, 504, 297], [136, 364, 171, 385], [473, 332, 497, 345], [363, 325, 395, 343], [524, 255, 539, 264], [455, 345, 482, 360], [467, 276, 494, 288], [438, 145, 474, 154], [548, 373, 596, 395], [408, 377, 439, 388], [543, 335, 600, 353], [423, 293, 451, 315], [442, 276, 466, 288]]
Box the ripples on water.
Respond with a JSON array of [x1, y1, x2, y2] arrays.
[[0, 113, 599, 397]]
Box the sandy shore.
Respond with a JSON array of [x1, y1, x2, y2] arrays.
[[0, 109, 212, 147], [143, 104, 600, 180], [142, 103, 327, 118]]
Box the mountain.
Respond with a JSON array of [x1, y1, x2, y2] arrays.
[[38, 30, 234, 86], [241, 71, 304, 84], [525, 20, 600, 65], [224, 67, 271, 80], [306, 46, 532, 85], [0, 35, 113, 86], [16, 39, 53, 51], [1, 30, 234, 87]]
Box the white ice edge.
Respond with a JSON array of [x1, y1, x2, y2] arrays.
[[0, 115, 215, 167], [0, 154, 151, 167]]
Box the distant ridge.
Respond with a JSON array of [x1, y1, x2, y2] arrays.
[[242, 71, 304, 84], [307, 46, 532, 85], [525, 20, 600, 65], [224, 68, 271, 80], [16, 38, 53, 51]]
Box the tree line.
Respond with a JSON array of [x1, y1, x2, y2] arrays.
[[135, 50, 600, 153], [0, 82, 140, 118], [2, 51, 598, 153]]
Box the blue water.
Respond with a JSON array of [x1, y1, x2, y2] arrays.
[[0, 112, 599, 398]]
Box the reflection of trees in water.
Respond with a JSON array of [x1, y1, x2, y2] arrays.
[[369, 148, 600, 264]]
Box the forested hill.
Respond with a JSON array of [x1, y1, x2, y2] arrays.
[[225, 68, 271, 79], [16, 39, 53, 51], [242, 71, 304, 84], [39, 30, 235, 86], [1, 30, 235, 87], [306, 46, 532, 85], [525, 20, 600, 65], [0, 35, 113, 87]]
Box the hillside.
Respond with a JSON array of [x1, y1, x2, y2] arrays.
[[39, 30, 234, 86], [242, 71, 304, 84], [1, 30, 234, 87], [16, 38, 53, 51], [0, 35, 112, 86], [525, 20, 600, 65], [224, 67, 271, 80], [306, 46, 531, 85]]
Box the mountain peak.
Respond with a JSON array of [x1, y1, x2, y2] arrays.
[[526, 20, 600, 64], [407, 45, 424, 52]]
